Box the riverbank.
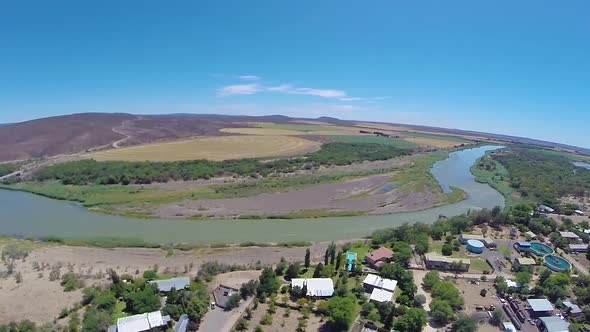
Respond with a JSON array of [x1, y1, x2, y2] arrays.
[[0, 146, 504, 245]]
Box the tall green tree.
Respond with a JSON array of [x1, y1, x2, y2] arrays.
[[313, 263, 324, 278], [327, 296, 356, 331], [393, 308, 427, 332], [304, 248, 311, 269], [258, 268, 280, 297]]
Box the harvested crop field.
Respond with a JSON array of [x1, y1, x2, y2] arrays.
[[220, 124, 361, 137], [87, 135, 320, 161], [405, 136, 468, 148]]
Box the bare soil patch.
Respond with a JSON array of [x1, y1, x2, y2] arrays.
[[244, 302, 325, 332]]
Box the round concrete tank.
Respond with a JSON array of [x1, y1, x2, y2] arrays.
[[466, 239, 485, 254]]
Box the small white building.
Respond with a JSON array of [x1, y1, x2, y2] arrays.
[[559, 231, 582, 243], [363, 274, 398, 292], [539, 205, 555, 213], [575, 210, 584, 216], [369, 288, 395, 303], [291, 278, 334, 297], [114, 311, 170, 332]]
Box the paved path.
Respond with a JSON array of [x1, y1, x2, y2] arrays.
[[412, 270, 438, 332], [198, 296, 254, 332]]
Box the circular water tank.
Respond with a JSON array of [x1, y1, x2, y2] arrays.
[[466, 239, 485, 254]]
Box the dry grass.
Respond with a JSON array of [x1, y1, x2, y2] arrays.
[[87, 135, 320, 161]]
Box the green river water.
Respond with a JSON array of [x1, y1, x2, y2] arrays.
[[0, 146, 504, 244]]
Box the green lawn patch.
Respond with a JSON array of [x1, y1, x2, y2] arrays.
[[470, 258, 493, 273], [498, 244, 512, 257], [112, 301, 129, 323], [331, 135, 418, 148]]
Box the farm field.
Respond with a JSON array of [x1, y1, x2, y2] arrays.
[[87, 135, 320, 162], [404, 132, 472, 148], [330, 135, 418, 148], [220, 123, 362, 137]]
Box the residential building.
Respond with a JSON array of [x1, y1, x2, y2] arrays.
[[213, 285, 239, 308], [173, 315, 189, 332], [527, 298, 554, 317], [539, 205, 555, 213], [513, 257, 536, 270], [538, 316, 569, 332], [148, 277, 191, 292], [525, 231, 537, 239], [562, 301, 583, 317], [109, 311, 171, 332], [365, 247, 394, 269], [424, 252, 470, 271], [291, 278, 334, 297], [568, 244, 588, 253], [363, 274, 397, 304], [559, 231, 582, 243]]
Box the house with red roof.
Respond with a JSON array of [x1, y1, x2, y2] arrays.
[[365, 246, 394, 269]]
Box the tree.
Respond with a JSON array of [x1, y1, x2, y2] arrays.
[[304, 248, 311, 269], [236, 318, 249, 331], [329, 242, 337, 265], [515, 271, 532, 287], [126, 284, 161, 314], [442, 244, 453, 256], [495, 276, 509, 295], [586, 245, 590, 261], [423, 271, 441, 290], [393, 241, 413, 266], [542, 272, 571, 302], [286, 263, 300, 280], [361, 302, 376, 317], [451, 314, 477, 332], [142, 270, 157, 280], [414, 294, 427, 307], [240, 280, 259, 299], [82, 308, 110, 332], [258, 268, 280, 297], [275, 257, 287, 276], [225, 293, 241, 310], [335, 253, 343, 271], [313, 263, 324, 278], [489, 308, 504, 326], [432, 281, 463, 309], [327, 296, 356, 331], [431, 299, 454, 325], [380, 263, 417, 297], [393, 307, 427, 332]]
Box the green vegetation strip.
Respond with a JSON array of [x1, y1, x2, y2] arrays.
[[331, 135, 418, 148], [405, 132, 472, 143]]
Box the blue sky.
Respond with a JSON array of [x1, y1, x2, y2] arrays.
[[1, 1, 589, 148]]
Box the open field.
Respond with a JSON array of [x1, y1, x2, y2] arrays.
[[330, 135, 418, 148], [87, 135, 320, 162], [220, 127, 361, 136], [404, 133, 472, 148]]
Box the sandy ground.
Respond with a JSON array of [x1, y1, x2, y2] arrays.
[[0, 241, 336, 324], [244, 302, 324, 332], [155, 172, 438, 218]]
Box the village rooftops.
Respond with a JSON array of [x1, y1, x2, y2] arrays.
[[568, 244, 588, 252], [291, 278, 334, 297], [369, 288, 394, 303], [559, 231, 580, 239], [538, 316, 570, 332], [116, 311, 170, 332], [527, 298, 554, 312], [148, 277, 191, 292], [363, 274, 398, 292]]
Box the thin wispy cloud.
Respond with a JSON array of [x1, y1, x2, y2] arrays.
[[238, 75, 260, 81], [266, 84, 345, 98], [340, 96, 391, 102], [216, 84, 260, 96]]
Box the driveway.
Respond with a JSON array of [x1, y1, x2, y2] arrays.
[[198, 296, 254, 332], [412, 270, 438, 332]]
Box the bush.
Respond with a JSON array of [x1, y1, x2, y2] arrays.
[[441, 244, 453, 256], [142, 270, 157, 280]]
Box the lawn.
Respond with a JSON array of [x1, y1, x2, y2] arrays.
[[112, 301, 129, 323], [498, 244, 512, 257], [331, 135, 418, 148], [470, 258, 493, 273], [349, 242, 372, 263], [87, 135, 319, 162]]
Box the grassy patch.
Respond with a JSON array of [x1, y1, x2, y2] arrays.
[[471, 152, 521, 207], [470, 258, 493, 273], [331, 135, 418, 148], [405, 132, 472, 143], [112, 301, 128, 323], [498, 244, 512, 257], [349, 242, 372, 263], [531, 149, 590, 163]]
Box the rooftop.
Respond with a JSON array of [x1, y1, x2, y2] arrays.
[[502, 322, 517, 332], [424, 252, 470, 265], [117, 311, 170, 332], [369, 288, 394, 303], [148, 277, 191, 292], [517, 242, 531, 247], [363, 274, 398, 292], [562, 301, 582, 315], [213, 285, 239, 308], [568, 244, 588, 250], [515, 257, 536, 266], [525, 231, 537, 238], [559, 231, 580, 239], [539, 316, 570, 332], [365, 247, 394, 262], [291, 278, 334, 297], [173, 314, 189, 332], [527, 298, 554, 312]]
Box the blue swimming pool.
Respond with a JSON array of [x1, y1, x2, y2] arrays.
[[347, 252, 357, 271]]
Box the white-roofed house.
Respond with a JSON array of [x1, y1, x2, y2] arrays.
[[538, 316, 569, 332], [526, 298, 554, 317], [148, 277, 191, 293], [291, 278, 334, 298], [114, 311, 171, 332], [559, 231, 582, 243], [363, 274, 398, 303]]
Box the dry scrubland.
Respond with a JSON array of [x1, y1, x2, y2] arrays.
[[87, 135, 320, 162], [0, 240, 335, 324]]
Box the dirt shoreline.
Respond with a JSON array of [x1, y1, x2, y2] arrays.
[[0, 239, 359, 324]]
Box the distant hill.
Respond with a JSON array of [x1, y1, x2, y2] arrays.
[[0, 112, 586, 162]]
